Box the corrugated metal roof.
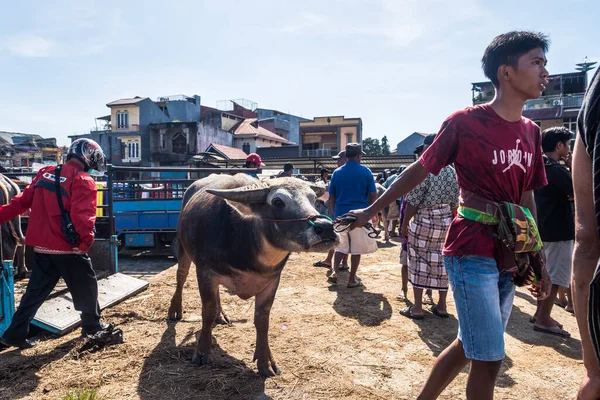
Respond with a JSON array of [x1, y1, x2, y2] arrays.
[[207, 143, 248, 160], [232, 119, 294, 144], [210, 155, 416, 172], [0, 131, 44, 145], [106, 97, 147, 106]]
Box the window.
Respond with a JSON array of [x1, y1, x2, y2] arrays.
[[121, 137, 141, 162], [116, 111, 129, 130], [172, 133, 187, 154], [242, 142, 250, 154], [563, 117, 577, 133]]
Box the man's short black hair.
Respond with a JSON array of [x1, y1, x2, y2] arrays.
[[482, 31, 550, 87], [541, 127, 573, 152], [283, 162, 293, 172]]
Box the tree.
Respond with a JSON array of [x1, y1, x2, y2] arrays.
[[381, 136, 391, 156], [362, 137, 382, 156]]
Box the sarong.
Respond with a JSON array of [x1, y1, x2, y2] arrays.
[[407, 204, 453, 290]]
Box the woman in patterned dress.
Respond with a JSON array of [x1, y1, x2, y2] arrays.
[[399, 134, 459, 319]]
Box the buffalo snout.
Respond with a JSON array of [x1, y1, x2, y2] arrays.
[[311, 217, 337, 241]]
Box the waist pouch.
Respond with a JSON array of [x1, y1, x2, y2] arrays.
[[457, 189, 544, 287]]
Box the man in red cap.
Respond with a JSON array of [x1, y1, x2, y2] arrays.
[[244, 153, 264, 179]]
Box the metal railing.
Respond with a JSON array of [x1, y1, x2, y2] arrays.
[[114, 124, 141, 132], [523, 94, 585, 111], [302, 149, 335, 157], [562, 94, 584, 108]]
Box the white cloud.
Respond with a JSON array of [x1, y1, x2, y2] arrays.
[[278, 11, 328, 33], [276, 0, 487, 47], [4, 35, 56, 57]]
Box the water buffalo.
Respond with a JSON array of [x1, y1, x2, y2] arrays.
[[0, 174, 26, 277], [168, 174, 339, 377]]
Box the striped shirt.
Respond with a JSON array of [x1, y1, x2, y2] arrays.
[[578, 66, 600, 366]]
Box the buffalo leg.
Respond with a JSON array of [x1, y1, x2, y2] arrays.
[[192, 275, 219, 366], [253, 276, 281, 377], [13, 245, 27, 279], [168, 241, 192, 320], [214, 291, 231, 326]]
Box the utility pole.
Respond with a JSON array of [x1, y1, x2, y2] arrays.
[[576, 57, 598, 87]]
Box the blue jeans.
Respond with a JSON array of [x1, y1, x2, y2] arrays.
[[444, 255, 515, 361]]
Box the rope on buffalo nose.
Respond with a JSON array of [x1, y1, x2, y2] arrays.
[[334, 214, 381, 239], [261, 214, 332, 227]]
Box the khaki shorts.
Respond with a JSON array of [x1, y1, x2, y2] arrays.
[[387, 200, 400, 220], [335, 227, 378, 255], [543, 240, 573, 288]]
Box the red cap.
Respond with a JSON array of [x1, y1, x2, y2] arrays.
[[245, 153, 265, 167]]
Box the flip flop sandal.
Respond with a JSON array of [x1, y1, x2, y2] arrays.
[[327, 276, 338, 284], [533, 325, 571, 338], [423, 297, 435, 306], [313, 261, 331, 268], [399, 305, 424, 320], [347, 278, 363, 288], [529, 317, 563, 329], [554, 299, 568, 308], [430, 304, 449, 318], [396, 293, 409, 302], [339, 264, 350, 271]]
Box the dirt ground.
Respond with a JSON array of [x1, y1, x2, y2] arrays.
[[0, 239, 584, 400]]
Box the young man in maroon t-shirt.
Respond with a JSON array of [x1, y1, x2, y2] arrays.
[[349, 31, 552, 399]]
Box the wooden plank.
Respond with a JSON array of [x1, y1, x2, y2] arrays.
[[31, 273, 149, 336]]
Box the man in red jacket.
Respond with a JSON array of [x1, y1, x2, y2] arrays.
[[0, 138, 111, 349]]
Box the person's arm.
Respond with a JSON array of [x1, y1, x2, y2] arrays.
[[348, 161, 429, 226], [367, 169, 377, 206], [572, 134, 600, 381], [401, 203, 418, 238], [349, 114, 461, 227], [328, 173, 337, 217], [329, 195, 336, 216], [0, 175, 38, 223], [70, 173, 98, 253], [552, 166, 574, 198]]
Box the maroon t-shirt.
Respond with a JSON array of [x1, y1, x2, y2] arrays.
[[419, 104, 547, 258]]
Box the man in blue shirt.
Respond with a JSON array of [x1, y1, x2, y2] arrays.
[[328, 143, 378, 288]]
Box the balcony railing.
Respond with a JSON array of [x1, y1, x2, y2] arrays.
[[523, 94, 584, 111], [562, 94, 584, 109], [302, 149, 335, 157]]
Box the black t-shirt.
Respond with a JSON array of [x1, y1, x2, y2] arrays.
[[534, 156, 574, 242]]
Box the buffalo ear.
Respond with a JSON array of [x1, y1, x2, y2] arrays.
[[206, 182, 271, 204], [309, 182, 327, 197]]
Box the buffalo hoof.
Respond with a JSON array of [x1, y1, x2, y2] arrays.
[[254, 350, 281, 377], [168, 305, 183, 321], [192, 352, 212, 366], [256, 360, 281, 377], [14, 270, 30, 281], [214, 314, 231, 326]]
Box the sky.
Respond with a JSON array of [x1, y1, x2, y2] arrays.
[[0, 0, 598, 147]]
